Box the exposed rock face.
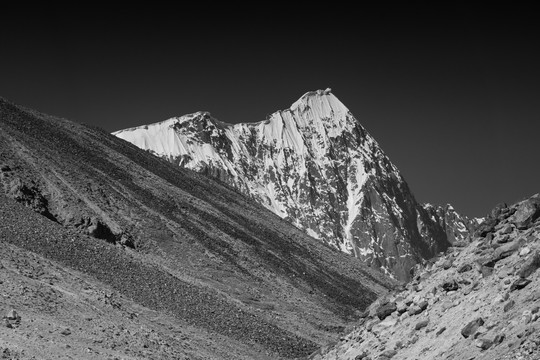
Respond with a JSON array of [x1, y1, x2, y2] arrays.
[[114, 89, 472, 281], [309, 193, 540, 360]]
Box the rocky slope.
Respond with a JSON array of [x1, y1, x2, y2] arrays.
[[310, 193, 540, 360], [114, 89, 472, 281], [0, 96, 396, 359]]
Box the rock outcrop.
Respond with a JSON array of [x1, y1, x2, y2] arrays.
[[310, 193, 540, 360]]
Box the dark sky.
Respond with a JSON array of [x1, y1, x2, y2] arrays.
[[1, 5, 538, 218]]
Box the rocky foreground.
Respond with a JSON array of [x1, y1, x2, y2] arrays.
[[310, 194, 540, 360]]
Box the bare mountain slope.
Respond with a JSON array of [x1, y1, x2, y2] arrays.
[[0, 96, 396, 359], [114, 89, 473, 281]]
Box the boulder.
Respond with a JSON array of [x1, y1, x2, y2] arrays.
[[474, 338, 493, 350], [518, 251, 540, 278], [396, 301, 408, 314], [436, 327, 446, 336], [512, 195, 540, 229], [415, 319, 429, 330], [510, 278, 532, 291], [407, 304, 423, 316], [417, 300, 429, 311], [442, 280, 459, 292], [475, 217, 498, 237], [461, 318, 484, 338], [376, 302, 397, 320], [480, 265, 494, 277], [5, 309, 19, 321], [441, 259, 453, 270], [379, 349, 397, 359], [493, 334, 505, 345], [457, 263, 472, 273]]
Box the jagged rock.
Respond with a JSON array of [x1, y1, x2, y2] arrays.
[[518, 251, 540, 278], [510, 278, 532, 291], [415, 319, 429, 330], [461, 318, 484, 338], [457, 263, 472, 273], [376, 302, 397, 320], [512, 195, 540, 229]]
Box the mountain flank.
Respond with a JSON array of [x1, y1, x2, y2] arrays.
[[0, 96, 396, 359]]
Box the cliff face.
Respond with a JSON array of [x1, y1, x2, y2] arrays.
[[114, 89, 472, 281]]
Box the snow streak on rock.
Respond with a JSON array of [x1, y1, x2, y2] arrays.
[[114, 89, 472, 281]]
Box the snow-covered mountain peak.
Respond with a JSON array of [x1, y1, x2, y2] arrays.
[[113, 90, 473, 281], [289, 88, 349, 125]]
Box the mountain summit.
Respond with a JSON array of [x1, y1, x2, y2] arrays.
[[114, 89, 473, 281]]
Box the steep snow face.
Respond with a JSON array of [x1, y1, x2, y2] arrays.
[[113, 89, 471, 281]]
